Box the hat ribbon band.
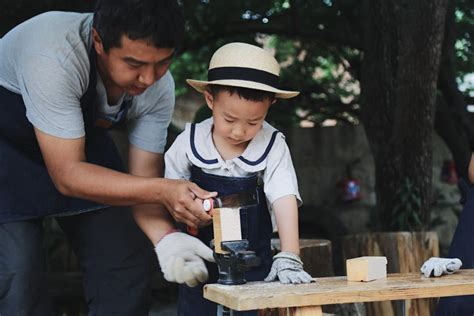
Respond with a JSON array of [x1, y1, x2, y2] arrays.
[[208, 67, 279, 89]]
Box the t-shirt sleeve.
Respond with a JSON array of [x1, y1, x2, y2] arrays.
[[127, 73, 175, 153], [164, 130, 192, 180], [17, 53, 87, 138], [263, 134, 302, 207]]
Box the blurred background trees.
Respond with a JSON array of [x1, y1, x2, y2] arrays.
[[1, 0, 473, 230]]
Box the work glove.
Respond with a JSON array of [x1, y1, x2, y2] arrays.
[[155, 231, 215, 287], [420, 257, 462, 278], [264, 251, 313, 284]]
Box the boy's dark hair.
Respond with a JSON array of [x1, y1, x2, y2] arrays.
[[208, 85, 276, 103], [93, 0, 184, 52]]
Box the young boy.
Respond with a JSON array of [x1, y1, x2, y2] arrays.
[[163, 42, 312, 315]]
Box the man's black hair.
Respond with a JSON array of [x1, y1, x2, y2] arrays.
[[93, 0, 184, 52], [208, 85, 276, 103]]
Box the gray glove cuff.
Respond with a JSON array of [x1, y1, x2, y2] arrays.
[[273, 251, 303, 266]]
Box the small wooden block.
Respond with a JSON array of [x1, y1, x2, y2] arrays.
[[213, 207, 242, 254], [346, 256, 387, 282]]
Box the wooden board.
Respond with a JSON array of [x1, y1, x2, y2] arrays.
[[213, 207, 242, 254], [204, 270, 474, 311]]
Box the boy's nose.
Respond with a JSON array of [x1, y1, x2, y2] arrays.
[[232, 127, 245, 138]]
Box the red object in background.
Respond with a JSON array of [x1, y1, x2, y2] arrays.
[[441, 159, 458, 184], [341, 178, 362, 202]]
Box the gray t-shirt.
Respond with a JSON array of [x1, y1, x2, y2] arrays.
[[0, 11, 174, 153]]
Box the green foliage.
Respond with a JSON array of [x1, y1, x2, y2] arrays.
[[1, 0, 472, 126], [389, 178, 424, 231]]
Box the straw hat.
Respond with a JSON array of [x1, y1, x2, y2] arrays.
[[186, 42, 299, 99]]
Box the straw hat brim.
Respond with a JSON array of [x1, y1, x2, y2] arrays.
[[186, 79, 299, 99]]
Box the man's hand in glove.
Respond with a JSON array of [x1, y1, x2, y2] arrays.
[[155, 231, 214, 287], [420, 257, 462, 277], [264, 251, 313, 284]]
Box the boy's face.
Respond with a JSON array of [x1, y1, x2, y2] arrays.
[[204, 90, 273, 151], [93, 29, 174, 98]]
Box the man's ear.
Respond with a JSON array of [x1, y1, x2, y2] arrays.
[[203, 90, 214, 110], [92, 28, 105, 55]]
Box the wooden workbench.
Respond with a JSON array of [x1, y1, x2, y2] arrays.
[[204, 269, 474, 315]]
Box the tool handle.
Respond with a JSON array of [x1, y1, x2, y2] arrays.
[[187, 199, 215, 236], [203, 198, 215, 211]]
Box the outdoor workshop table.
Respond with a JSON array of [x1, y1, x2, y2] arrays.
[[204, 269, 474, 315]]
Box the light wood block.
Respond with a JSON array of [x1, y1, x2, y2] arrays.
[[213, 207, 242, 254], [346, 256, 387, 282], [204, 270, 474, 311]]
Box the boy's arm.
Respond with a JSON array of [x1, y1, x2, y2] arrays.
[[273, 195, 300, 255], [265, 194, 312, 284]]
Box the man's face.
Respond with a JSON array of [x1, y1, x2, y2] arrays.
[[94, 30, 175, 97]]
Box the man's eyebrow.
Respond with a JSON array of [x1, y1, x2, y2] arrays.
[[123, 57, 147, 65], [123, 51, 175, 66]]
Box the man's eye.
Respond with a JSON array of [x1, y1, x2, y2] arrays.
[[128, 63, 141, 69]]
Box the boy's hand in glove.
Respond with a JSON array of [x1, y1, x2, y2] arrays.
[[420, 257, 462, 277], [264, 252, 313, 284], [155, 231, 215, 287]]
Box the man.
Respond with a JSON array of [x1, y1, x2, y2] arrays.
[[0, 1, 215, 315]]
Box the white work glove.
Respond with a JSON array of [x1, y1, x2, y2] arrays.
[[264, 252, 313, 284], [420, 257, 462, 278], [155, 231, 215, 287]]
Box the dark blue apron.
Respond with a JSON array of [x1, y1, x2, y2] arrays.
[[0, 49, 130, 223], [436, 179, 474, 315], [177, 165, 273, 315]]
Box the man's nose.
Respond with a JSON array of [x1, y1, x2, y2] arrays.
[[138, 66, 156, 86]]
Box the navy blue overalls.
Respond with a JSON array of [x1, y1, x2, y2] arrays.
[[0, 48, 153, 315], [177, 123, 275, 316], [436, 179, 474, 315]]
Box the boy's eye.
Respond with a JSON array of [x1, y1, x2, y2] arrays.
[[224, 118, 234, 123], [248, 122, 258, 126]]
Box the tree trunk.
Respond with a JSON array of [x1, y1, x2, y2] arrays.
[[435, 0, 472, 181], [360, 0, 449, 230]]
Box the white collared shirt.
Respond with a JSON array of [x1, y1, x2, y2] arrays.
[[165, 118, 302, 230]]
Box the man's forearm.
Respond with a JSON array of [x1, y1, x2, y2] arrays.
[[56, 161, 168, 206], [133, 204, 175, 244]]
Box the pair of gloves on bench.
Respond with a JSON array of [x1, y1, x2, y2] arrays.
[[154, 231, 312, 287], [420, 257, 462, 277]]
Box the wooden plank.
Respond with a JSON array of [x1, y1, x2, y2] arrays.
[[213, 207, 242, 254], [346, 256, 387, 281], [204, 270, 474, 311]]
